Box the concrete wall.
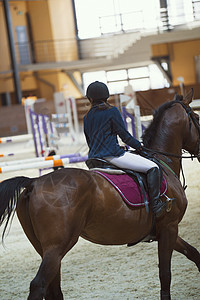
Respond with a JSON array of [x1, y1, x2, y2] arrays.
[[0, 104, 27, 136]]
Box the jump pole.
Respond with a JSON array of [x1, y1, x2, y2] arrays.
[[0, 149, 35, 158], [0, 153, 85, 167], [0, 134, 33, 144], [69, 97, 79, 136], [0, 156, 88, 173], [121, 106, 137, 138]]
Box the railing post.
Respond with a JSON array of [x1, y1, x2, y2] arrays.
[[3, 0, 22, 104], [119, 13, 124, 32], [159, 0, 171, 31]]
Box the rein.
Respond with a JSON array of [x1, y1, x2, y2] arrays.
[[176, 100, 200, 136], [142, 147, 198, 160], [141, 147, 188, 189]]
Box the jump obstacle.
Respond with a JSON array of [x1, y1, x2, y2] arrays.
[[0, 96, 87, 174], [120, 94, 146, 141], [0, 153, 84, 167], [0, 134, 35, 158], [0, 155, 88, 174], [27, 95, 80, 158], [0, 148, 35, 158]]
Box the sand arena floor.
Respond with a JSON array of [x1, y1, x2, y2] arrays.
[[0, 138, 199, 300]]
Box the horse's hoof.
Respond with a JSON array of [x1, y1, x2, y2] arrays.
[[160, 290, 171, 300]]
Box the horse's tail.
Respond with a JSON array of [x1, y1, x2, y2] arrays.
[[0, 176, 35, 242]]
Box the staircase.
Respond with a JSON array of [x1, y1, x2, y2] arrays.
[[79, 23, 200, 67], [79, 31, 142, 59]]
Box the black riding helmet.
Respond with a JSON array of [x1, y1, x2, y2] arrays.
[[86, 81, 109, 102]]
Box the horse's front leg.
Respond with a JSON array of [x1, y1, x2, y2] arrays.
[[174, 236, 200, 271], [157, 221, 178, 300], [45, 269, 63, 300]]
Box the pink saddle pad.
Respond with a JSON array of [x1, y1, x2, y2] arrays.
[[95, 171, 167, 207]]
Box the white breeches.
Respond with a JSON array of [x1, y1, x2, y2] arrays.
[[105, 151, 158, 174]]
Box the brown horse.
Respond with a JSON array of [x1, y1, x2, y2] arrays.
[[0, 90, 200, 300]]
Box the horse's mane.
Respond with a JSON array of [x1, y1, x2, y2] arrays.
[[142, 100, 178, 147]]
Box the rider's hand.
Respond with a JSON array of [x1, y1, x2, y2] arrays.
[[136, 145, 145, 155], [120, 145, 128, 151]]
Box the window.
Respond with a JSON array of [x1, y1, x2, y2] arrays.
[[75, 0, 160, 38], [128, 67, 149, 79], [107, 70, 127, 81], [83, 64, 169, 95], [149, 64, 170, 89], [130, 78, 150, 91], [75, 0, 197, 38], [82, 71, 107, 93], [108, 80, 128, 94], [167, 0, 194, 25]]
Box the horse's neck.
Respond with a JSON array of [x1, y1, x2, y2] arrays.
[[151, 120, 183, 176]]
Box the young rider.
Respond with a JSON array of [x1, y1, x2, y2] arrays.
[[84, 81, 166, 218]]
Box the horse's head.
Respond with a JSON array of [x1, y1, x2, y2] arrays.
[[142, 90, 200, 162], [177, 89, 200, 161]]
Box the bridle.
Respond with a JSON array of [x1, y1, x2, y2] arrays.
[[142, 100, 200, 189], [177, 100, 200, 137], [176, 100, 200, 161]]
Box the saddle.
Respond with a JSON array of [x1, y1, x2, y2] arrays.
[[86, 157, 163, 201]]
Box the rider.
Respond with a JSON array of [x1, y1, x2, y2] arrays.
[[84, 81, 166, 218]]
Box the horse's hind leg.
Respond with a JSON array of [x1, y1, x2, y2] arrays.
[[28, 248, 63, 300], [28, 237, 78, 300], [174, 236, 200, 271], [17, 196, 66, 300], [17, 195, 43, 256]]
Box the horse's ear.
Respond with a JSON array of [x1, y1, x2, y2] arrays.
[[173, 93, 177, 100], [173, 93, 183, 101], [183, 88, 194, 105]]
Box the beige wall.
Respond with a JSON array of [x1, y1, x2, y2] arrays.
[[34, 71, 82, 101], [151, 43, 169, 57], [20, 71, 37, 91], [152, 39, 200, 86], [35, 71, 58, 101], [27, 1, 55, 62], [48, 0, 78, 61], [171, 39, 200, 85], [26, 1, 52, 41], [0, 75, 13, 94], [57, 72, 82, 99], [0, 6, 10, 72], [0, 0, 81, 103], [0, 72, 37, 94], [0, 1, 37, 96]]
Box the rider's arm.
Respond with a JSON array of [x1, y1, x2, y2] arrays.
[[111, 107, 141, 150], [83, 116, 90, 146]]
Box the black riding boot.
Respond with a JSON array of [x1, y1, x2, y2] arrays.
[[147, 167, 166, 218]]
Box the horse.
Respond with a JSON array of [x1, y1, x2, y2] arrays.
[[0, 90, 199, 300]]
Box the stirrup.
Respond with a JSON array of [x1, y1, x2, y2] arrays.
[[162, 194, 176, 212], [153, 201, 167, 218]]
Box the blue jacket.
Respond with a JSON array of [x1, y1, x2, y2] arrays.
[[83, 104, 141, 159]]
